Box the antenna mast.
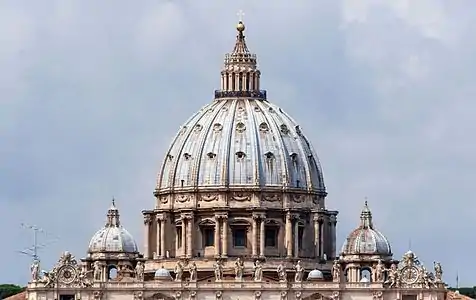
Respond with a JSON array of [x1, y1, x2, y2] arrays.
[[18, 223, 58, 263]]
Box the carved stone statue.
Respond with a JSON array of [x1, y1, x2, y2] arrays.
[[234, 258, 244, 280], [174, 261, 183, 281], [373, 259, 385, 282], [384, 263, 399, 288], [214, 260, 223, 281], [77, 263, 92, 287], [294, 260, 304, 283], [253, 260, 263, 282], [277, 264, 287, 282], [40, 270, 55, 287], [135, 261, 145, 281], [93, 261, 102, 281], [31, 260, 40, 281], [332, 260, 341, 282], [189, 262, 197, 281], [434, 261, 443, 282]]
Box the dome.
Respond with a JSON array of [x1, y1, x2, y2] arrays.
[[307, 269, 324, 280], [154, 267, 172, 280], [155, 23, 325, 196], [340, 201, 392, 256], [88, 200, 138, 254]]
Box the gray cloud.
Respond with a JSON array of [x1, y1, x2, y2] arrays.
[[1, 0, 474, 286]]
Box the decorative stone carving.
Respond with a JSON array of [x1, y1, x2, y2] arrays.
[[372, 291, 383, 300], [39, 251, 93, 288], [200, 193, 218, 202], [174, 261, 184, 282], [332, 260, 341, 282], [263, 194, 280, 202], [174, 291, 182, 300], [253, 260, 263, 282], [384, 251, 442, 289], [292, 194, 304, 203], [93, 261, 103, 281], [434, 261, 443, 282], [331, 291, 340, 300], [30, 260, 40, 281], [280, 291, 288, 300], [294, 260, 304, 283], [255, 291, 262, 300], [234, 258, 244, 280], [159, 196, 168, 204], [134, 291, 144, 300], [385, 263, 399, 287], [295, 291, 302, 300], [176, 194, 190, 203], [189, 262, 197, 281], [135, 261, 145, 281], [215, 291, 223, 300], [373, 259, 385, 282], [144, 214, 152, 225], [93, 291, 103, 300], [214, 259, 223, 281], [77, 263, 92, 287], [189, 291, 197, 300], [231, 192, 251, 201], [277, 264, 287, 282]]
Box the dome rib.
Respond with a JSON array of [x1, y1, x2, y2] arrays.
[[246, 99, 261, 186], [255, 101, 289, 186]]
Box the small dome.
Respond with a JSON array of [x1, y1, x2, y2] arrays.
[[341, 201, 392, 256], [154, 267, 172, 280], [88, 199, 138, 254], [307, 269, 324, 280]]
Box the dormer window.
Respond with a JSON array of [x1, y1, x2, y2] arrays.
[[264, 151, 274, 160], [183, 153, 191, 160], [236, 122, 246, 133], [280, 124, 289, 134], [290, 153, 298, 162], [259, 122, 269, 132], [236, 151, 246, 160], [207, 152, 216, 159]]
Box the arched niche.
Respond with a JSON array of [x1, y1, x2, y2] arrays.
[[302, 293, 330, 300], [148, 293, 174, 300]]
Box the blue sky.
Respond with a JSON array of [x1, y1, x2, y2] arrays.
[[1, 0, 475, 286]]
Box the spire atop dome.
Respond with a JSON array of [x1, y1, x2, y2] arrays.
[[359, 200, 373, 229], [106, 198, 121, 227], [214, 16, 266, 100]]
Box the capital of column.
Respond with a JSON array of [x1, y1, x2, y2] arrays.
[[143, 214, 152, 225], [156, 213, 167, 222], [181, 212, 194, 220], [252, 212, 266, 220], [214, 213, 228, 220], [330, 215, 337, 224]]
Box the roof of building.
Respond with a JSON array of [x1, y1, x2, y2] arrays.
[[155, 20, 326, 196], [3, 291, 26, 300], [341, 201, 392, 256], [88, 199, 138, 253]]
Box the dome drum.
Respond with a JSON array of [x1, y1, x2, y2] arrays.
[[214, 90, 267, 100]]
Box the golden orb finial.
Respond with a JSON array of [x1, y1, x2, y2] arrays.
[[236, 21, 245, 32]]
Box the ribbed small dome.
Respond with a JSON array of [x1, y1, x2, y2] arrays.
[[340, 201, 392, 256], [154, 267, 172, 280], [88, 200, 138, 254], [307, 269, 324, 280]]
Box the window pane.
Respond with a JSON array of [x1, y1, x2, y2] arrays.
[[233, 229, 246, 247], [204, 228, 214, 246], [265, 228, 277, 247], [298, 227, 304, 249]]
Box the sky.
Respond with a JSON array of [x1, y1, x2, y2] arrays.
[[0, 0, 475, 287]]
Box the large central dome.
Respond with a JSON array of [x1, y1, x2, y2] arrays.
[[144, 21, 337, 269], [155, 22, 326, 196]]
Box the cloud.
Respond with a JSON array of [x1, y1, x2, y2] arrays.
[[0, 0, 474, 286]]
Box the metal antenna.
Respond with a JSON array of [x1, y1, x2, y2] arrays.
[[18, 223, 59, 263]]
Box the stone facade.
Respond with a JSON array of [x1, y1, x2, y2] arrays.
[[25, 18, 448, 300]]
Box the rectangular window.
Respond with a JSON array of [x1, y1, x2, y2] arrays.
[[265, 227, 278, 247], [403, 296, 417, 300], [60, 295, 75, 300], [177, 226, 182, 248], [298, 226, 304, 249], [233, 228, 246, 247], [203, 228, 214, 246]]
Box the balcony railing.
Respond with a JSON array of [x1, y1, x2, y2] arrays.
[[214, 90, 267, 100]]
